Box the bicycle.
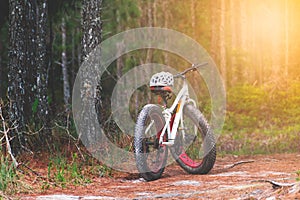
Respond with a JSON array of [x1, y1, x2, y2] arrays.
[[134, 63, 216, 181]]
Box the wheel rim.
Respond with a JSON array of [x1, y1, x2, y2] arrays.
[[179, 152, 202, 168], [173, 113, 205, 168]]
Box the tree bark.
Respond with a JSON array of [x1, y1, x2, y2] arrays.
[[81, 0, 103, 147], [270, 2, 281, 79], [61, 17, 70, 111], [36, 0, 50, 138], [71, 29, 76, 89], [163, 0, 169, 65], [240, 0, 247, 51], [81, 0, 102, 59], [8, 0, 51, 153], [0, 53, 2, 99], [229, 0, 236, 86], [284, 0, 289, 77], [236, 0, 248, 82], [145, 0, 153, 63], [49, 17, 56, 114], [220, 0, 226, 87], [210, 0, 219, 64], [7, 0, 27, 154], [116, 42, 125, 79], [77, 27, 82, 73], [190, 0, 196, 39]]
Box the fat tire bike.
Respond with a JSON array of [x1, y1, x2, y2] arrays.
[[134, 63, 216, 181]]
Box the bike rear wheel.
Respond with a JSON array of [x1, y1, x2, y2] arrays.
[[134, 104, 168, 181], [170, 104, 216, 174]]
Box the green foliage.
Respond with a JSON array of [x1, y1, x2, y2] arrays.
[[0, 156, 17, 193], [296, 170, 300, 181], [32, 98, 39, 114], [45, 153, 90, 189], [102, 0, 140, 38]]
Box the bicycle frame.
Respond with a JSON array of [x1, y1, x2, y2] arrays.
[[158, 76, 196, 146]]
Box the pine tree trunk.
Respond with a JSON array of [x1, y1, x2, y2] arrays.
[[229, 0, 236, 86], [235, 0, 243, 82], [210, 0, 219, 64], [7, 0, 32, 154], [116, 42, 125, 79], [220, 0, 227, 87], [153, 0, 157, 27], [61, 17, 70, 111], [36, 0, 50, 141], [190, 0, 196, 39], [163, 0, 169, 65], [49, 17, 56, 114], [71, 29, 76, 88], [82, 0, 102, 59], [145, 0, 153, 63], [81, 0, 103, 147], [23, 0, 37, 123], [240, 0, 247, 51], [284, 0, 289, 77], [77, 27, 82, 71], [271, 3, 281, 80], [0, 53, 2, 99], [8, 0, 51, 153]]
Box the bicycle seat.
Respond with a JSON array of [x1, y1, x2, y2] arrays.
[[150, 86, 172, 93]]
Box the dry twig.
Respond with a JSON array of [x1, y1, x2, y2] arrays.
[[224, 160, 255, 170], [254, 179, 295, 189], [213, 160, 255, 173], [0, 103, 19, 168], [54, 114, 85, 161]]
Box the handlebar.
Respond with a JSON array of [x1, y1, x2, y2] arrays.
[[174, 62, 208, 78]]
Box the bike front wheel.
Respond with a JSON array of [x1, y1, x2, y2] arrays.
[[134, 104, 168, 181], [170, 104, 216, 174]]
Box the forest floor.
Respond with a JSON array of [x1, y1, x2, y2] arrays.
[[13, 153, 300, 199]]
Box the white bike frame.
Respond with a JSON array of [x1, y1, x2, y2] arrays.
[[158, 76, 196, 146]]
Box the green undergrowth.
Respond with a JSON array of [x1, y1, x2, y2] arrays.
[[218, 124, 300, 155], [296, 170, 300, 181], [0, 155, 17, 194], [218, 82, 300, 155], [41, 150, 114, 190], [43, 153, 90, 189]]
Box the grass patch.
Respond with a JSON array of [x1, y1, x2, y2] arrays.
[[0, 156, 17, 194], [44, 153, 91, 189], [218, 124, 300, 155], [218, 82, 300, 155]]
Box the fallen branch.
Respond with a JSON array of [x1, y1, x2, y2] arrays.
[[254, 179, 295, 189], [289, 182, 300, 194], [54, 115, 85, 162], [213, 160, 255, 173], [18, 163, 42, 177], [17, 163, 58, 187], [224, 160, 255, 170]]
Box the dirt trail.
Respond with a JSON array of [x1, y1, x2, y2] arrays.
[[21, 153, 300, 199]]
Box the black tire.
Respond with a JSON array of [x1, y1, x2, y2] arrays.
[[170, 104, 216, 174], [134, 104, 168, 181]]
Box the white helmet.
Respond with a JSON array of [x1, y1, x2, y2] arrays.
[[149, 71, 174, 87]]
